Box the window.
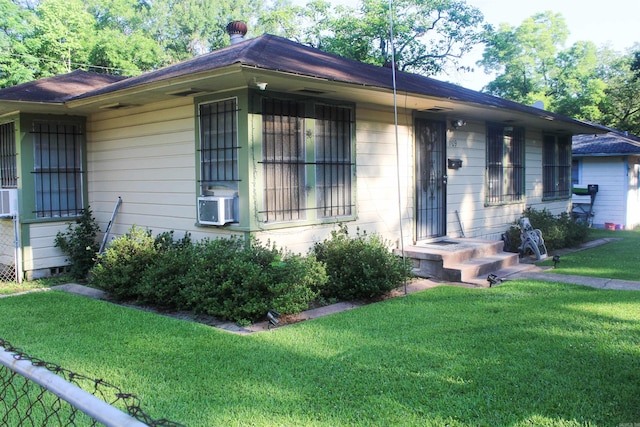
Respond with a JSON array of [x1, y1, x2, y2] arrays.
[[199, 98, 239, 193], [262, 99, 306, 222], [571, 159, 580, 185], [261, 98, 353, 223], [33, 121, 84, 218], [486, 125, 524, 204], [315, 105, 352, 217], [543, 134, 571, 199], [0, 122, 17, 188]]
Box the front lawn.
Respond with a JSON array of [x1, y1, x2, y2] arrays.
[[1, 281, 638, 426], [0, 275, 73, 295], [539, 228, 640, 280]]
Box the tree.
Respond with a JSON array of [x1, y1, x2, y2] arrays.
[[31, 0, 96, 76], [0, 0, 40, 86], [551, 41, 607, 122], [1, 0, 488, 87], [480, 11, 569, 105], [479, 12, 640, 132], [599, 48, 640, 135], [298, 0, 489, 76]]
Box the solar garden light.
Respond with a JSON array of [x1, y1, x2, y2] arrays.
[[553, 255, 560, 269], [487, 274, 500, 287], [267, 310, 280, 329]]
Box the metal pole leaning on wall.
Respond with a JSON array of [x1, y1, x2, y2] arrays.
[[0, 349, 149, 427], [100, 196, 122, 254]]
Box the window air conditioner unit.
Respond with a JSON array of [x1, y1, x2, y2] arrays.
[[198, 196, 236, 226], [0, 189, 17, 218]]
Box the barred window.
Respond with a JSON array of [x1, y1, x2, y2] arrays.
[[543, 134, 571, 199], [262, 99, 306, 222], [486, 125, 525, 204], [199, 98, 239, 192], [315, 105, 353, 217], [33, 121, 84, 218], [260, 99, 353, 224], [0, 122, 17, 188]]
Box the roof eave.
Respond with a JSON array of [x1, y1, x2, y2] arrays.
[[65, 64, 246, 111]]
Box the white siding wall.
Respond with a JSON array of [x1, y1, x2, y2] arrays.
[[579, 157, 627, 227], [85, 98, 571, 257], [87, 98, 210, 241], [445, 125, 568, 241], [628, 160, 640, 229], [22, 222, 69, 275]]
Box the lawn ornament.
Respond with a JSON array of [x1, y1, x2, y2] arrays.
[[518, 218, 548, 260]]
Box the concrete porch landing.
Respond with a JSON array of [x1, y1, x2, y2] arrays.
[[400, 238, 528, 284]]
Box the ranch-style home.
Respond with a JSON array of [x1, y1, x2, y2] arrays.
[[0, 23, 608, 282]]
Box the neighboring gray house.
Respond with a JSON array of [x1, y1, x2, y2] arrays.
[[0, 24, 609, 281], [572, 131, 640, 229]]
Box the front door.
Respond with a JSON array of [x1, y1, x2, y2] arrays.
[[415, 118, 447, 241]]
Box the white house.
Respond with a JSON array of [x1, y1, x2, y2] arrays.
[[572, 131, 640, 230], [0, 24, 608, 281]]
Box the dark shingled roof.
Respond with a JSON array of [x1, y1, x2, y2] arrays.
[[573, 131, 640, 156], [63, 35, 605, 130], [0, 70, 127, 103], [0, 34, 611, 133]]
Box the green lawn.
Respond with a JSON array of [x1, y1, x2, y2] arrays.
[[538, 228, 640, 281], [0, 275, 72, 295], [1, 281, 639, 426]]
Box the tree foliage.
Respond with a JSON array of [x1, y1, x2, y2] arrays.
[[297, 0, 489, 75], [0, 0, 489, 86], [0, 0, 284, 83], [480, 12, 640, 135]]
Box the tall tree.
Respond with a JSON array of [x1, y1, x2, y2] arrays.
[[599, 48, 640, 135], [0, 0, 39, 86], [480, 11, 569, 106], [298, 0, 489, 76], [31, 0, 96, 76]]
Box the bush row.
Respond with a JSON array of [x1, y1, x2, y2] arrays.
[[503, 207, 591, 254], [89, 225, 412, 325]]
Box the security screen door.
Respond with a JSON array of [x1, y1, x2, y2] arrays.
[[415, 118, 447, 241]]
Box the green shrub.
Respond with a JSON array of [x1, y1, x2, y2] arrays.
[[93, 231, 327, 324], [504, 207, 591, 254], [182, 237, 326, 324], [54, 208, 100, 280], [91, 226, 157, 300], [136, 231, 193, 308], [311, 224, 413, 301]]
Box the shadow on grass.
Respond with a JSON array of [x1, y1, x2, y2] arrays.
[[0, 282, 638, 426]]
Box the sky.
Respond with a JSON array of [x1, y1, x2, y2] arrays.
[[292, 0, 640, 90]]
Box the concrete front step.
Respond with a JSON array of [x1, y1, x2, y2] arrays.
[[402, 238, 523, 283], [465, 262, 540, 287], [441, 252, 519, 282]]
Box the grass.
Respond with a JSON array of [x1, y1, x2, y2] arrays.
[[0, 275, 73, 295], [1, 282, 639, 426], [538, 228, 640, 281]]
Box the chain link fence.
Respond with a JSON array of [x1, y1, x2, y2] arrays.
[[0, 337, 185, 427], [0, 217, 18, 283]]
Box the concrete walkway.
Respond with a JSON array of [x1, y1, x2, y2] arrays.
[[500, 237, 640, 291], [503, 268, 640, 290]]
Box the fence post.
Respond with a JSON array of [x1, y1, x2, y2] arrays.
[[13, 215, 22, 283]]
